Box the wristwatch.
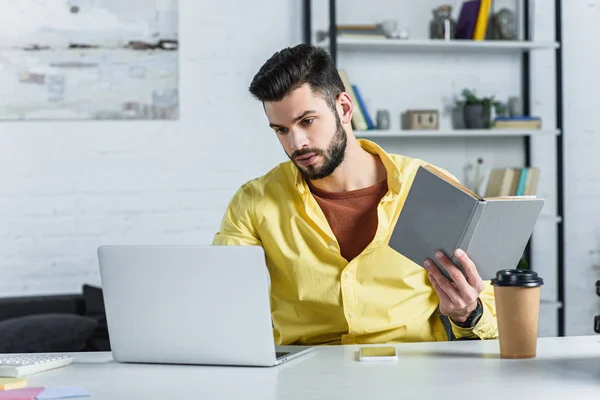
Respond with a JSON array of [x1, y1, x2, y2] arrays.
[[451, 299, 483, 328]]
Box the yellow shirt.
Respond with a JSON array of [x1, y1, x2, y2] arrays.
[[212, 139, 498, 345]]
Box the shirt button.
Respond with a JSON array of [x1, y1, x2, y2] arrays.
[[329, 240, 335, 247], [348, 312, 354, 318], [345, 272, 350, 279]]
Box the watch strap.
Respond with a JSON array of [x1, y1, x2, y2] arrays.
[[452, 298, 483, 328]]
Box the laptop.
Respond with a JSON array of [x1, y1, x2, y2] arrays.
[[97, 245, 313, 367]]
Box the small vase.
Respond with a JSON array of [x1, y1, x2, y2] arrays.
[[463, 103, 490, 129], [376, 110, 390, 130], [430, 5, 456, 40]]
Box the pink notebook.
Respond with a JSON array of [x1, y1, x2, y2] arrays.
[[0, 388, 44, 400]]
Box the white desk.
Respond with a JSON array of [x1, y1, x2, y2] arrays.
[[24, 336, 600, 399]]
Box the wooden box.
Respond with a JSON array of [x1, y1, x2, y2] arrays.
[[406, 109, 439, 130]]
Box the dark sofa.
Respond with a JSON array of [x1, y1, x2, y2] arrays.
[[0, 285, 110, 353]]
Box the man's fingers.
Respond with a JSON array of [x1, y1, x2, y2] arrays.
[[425, 258, 463, 305], [435, 251, 472, 296], [428, 273, 452, 305], [454, 248, 484, 292]]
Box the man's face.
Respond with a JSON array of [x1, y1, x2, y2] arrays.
[[264, 84, 347, 181]]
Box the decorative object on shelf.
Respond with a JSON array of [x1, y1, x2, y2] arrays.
[[430, 5, 456, 40], [456, 89, 501, 129], [405, 109, 439, 130], [377, 20, 409, 39], [508, 96, 523, 117], [463, 157, 486, 195], [474, 157, 485, 196], [375, 109, 390, 130], [494, 101, 509, 118], [492, 8, 517, 40], [397, 27, 410, 40], [378, 20, 401, 39]]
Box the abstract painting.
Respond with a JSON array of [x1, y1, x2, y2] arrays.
[[0, 0, 179, 120]]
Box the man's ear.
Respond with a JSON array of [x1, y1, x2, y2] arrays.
[[337, 92, 353, 125]]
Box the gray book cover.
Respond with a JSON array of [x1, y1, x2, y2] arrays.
[[388, 165, 545, 281]]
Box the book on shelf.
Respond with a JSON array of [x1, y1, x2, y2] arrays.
[[317, 24, 388, 41], [388, 164, 545, 281], [337, 24, 386, 39], [455, 0, 481, 39], [454, 0, 493, 40], [337, 24, 381, 32], [338, 33, 387, 39], [485, 167, 540, 197], [492, 116, 542, 129], [337, 69, 369, 131], [473, 0, 492, 40], [352, 84, 374, 129]]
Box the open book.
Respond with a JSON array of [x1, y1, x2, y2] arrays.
[[388, 165, 545, 281]]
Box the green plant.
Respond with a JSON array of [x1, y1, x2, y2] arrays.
[[456, 88, 503, 115], [517, 257, 529, 270]]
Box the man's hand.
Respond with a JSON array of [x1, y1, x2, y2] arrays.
[[423, 248, 484, 324]]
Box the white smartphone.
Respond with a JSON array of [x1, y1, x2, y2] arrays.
[[358, 346, 398, 362]]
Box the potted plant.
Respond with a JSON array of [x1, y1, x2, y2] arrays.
[[517, 257, 529, 270], [456, 89, 502, 129]]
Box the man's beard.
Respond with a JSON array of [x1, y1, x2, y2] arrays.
[[289, 114, 347, 181]]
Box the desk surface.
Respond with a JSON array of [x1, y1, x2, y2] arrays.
[[23, 336, 600, 399]]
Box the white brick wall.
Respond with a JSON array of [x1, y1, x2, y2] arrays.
[[0, 0, 299, 296]]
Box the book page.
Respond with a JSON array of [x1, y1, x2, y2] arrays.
[[423, 164, 482, 200], [484, 195, 539, 201]]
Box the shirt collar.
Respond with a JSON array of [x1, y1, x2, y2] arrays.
[[294, 139, 403, 195]]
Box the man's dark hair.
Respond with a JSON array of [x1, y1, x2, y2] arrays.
[[249, 43, 345, 111]]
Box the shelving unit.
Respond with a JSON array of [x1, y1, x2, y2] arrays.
[[355, 129, 561, 138], [303, 0, 564, 337], [317, 37, 559, 52]]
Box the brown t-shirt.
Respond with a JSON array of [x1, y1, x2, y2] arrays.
[[309, 179, 388, 262]]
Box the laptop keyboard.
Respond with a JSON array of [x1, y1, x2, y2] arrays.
[[276, 352, 291, 359]]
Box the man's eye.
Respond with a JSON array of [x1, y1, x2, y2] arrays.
[[276, 127, 288, 134], [302, 118, 314, 125]]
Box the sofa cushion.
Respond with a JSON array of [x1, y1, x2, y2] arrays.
[[0, 295, 84, 322], [0, 314, 97, 353]]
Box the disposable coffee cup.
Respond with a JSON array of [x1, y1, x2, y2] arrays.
[[491, 269, 544, 359]]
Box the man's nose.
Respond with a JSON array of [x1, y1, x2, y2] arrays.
[[289, 128, 309, 151]]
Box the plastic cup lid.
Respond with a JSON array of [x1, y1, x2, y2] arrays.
[[491, 269, 544, 287]]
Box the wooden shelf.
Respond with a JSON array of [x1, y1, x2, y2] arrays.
[[355, 129, 561, 138], [318, 38, 559, 53]]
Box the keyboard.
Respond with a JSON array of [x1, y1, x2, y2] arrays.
[[0, 355, 74, 378]]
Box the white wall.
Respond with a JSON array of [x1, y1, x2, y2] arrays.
[[562, 0, 600, 336], [0, 0, 299, 295]]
